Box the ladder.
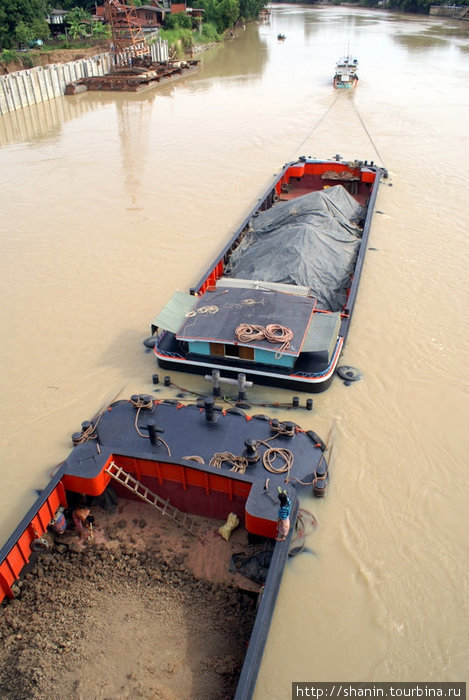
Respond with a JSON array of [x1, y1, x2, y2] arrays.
[[105, 461, 201, 538]]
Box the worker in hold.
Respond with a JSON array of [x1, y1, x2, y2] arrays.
[[276, 488, 292, 542], [72, 505, 95, 540]]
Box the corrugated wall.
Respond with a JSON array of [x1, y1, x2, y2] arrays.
[[0, 38, 169, 115]]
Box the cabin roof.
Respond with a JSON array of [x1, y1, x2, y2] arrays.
[[176, 286, 316, 357]]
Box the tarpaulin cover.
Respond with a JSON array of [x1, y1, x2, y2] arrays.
[[224, 185, 365, 311]]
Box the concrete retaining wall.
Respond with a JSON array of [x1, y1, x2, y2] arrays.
[[0, 37, 169, 115]]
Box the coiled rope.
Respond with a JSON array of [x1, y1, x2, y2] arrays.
[[262, 446, 294, 475], [235, 323, 293, 359], [210, 452, 249, 474]]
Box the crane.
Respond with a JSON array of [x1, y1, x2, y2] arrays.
[[104, 0, 149, 63]]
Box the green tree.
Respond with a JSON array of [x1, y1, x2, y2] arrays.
[[55, 0, 96, 10], [216, 0, 239, 31], [194, 0, 240, 31], [238, 0, 266, 21], [91, 20, 110, 39], [0, 0, 48, 49], [66, 7, 92, 38], [14, 20, 34, 48], [30, 18, 50, 41], [164, 12, 193, 29]]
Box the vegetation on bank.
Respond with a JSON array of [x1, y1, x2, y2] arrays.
[[1, 0, 466, 70], [0, 0, 264, 69], [0, 0, 265, 51], [277, 0, 468, 12]]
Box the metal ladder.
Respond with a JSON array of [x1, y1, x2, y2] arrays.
[[105, 461, 200, 537]]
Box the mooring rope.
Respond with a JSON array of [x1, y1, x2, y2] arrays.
[[72, 422, 97, 446], [289, 92, 387, 173], [129, 395, 171, 455], [292, 93, 341, 159]]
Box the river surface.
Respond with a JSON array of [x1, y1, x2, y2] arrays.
[[0, 4, 468, 696]]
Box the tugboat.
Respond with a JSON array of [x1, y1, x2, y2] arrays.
[[333, 56, 359, 89], [149, 156, 385, 393]]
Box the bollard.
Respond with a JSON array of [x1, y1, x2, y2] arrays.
[[204, 396, 217, 423], [147, 420, 164, 446], [244, 439, 260, 464]]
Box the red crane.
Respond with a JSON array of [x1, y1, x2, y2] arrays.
[[104, 0, 149, 60]]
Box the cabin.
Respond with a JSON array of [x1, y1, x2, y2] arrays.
[[152, 285, 342, 373]]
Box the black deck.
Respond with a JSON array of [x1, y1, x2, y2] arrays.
[[63, 398, 327, 525], [177, 287, 316, 356]]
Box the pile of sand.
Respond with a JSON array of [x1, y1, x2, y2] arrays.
[[0, 500, 259, 700]]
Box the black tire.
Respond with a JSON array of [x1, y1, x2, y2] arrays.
[[143, 337, 157, 349]]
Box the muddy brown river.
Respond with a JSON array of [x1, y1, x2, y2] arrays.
[[0, 5, 468, 697]]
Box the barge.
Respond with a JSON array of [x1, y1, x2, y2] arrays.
[[65, 59, 199, 94], [0, 395, 329, 698], [149, 156, 385, 392]]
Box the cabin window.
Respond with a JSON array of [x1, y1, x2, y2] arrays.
[[225, 345, 255, 360], [210, 343, 225, 357], [209, 343, 255, 361]]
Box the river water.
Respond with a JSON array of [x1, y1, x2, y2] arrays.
[[0, 4, 468, 695]]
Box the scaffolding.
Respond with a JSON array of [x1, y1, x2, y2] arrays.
[[104, 0, 149, 62]]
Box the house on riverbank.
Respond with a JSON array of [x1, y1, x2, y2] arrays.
[[429, 4, 469, 18]]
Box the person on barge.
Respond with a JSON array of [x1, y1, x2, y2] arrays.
[[72, 505, 94, 540], [276, 489, 291, 541]]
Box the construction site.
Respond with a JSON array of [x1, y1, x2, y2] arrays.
[[65, 0, 199, 94]]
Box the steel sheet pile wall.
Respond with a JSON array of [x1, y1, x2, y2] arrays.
[[0, 37, 169, 115]]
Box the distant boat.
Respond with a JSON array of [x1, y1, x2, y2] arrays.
[[333, 56, 358, 89], [277, 33, 286, 40]]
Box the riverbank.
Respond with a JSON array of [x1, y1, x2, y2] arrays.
[[0, 500, 257, 699], [0, 34, 221, 76], [0, 45, 109, 76]]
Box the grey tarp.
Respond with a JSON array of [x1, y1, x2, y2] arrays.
[[224, 185, 365, 311]]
